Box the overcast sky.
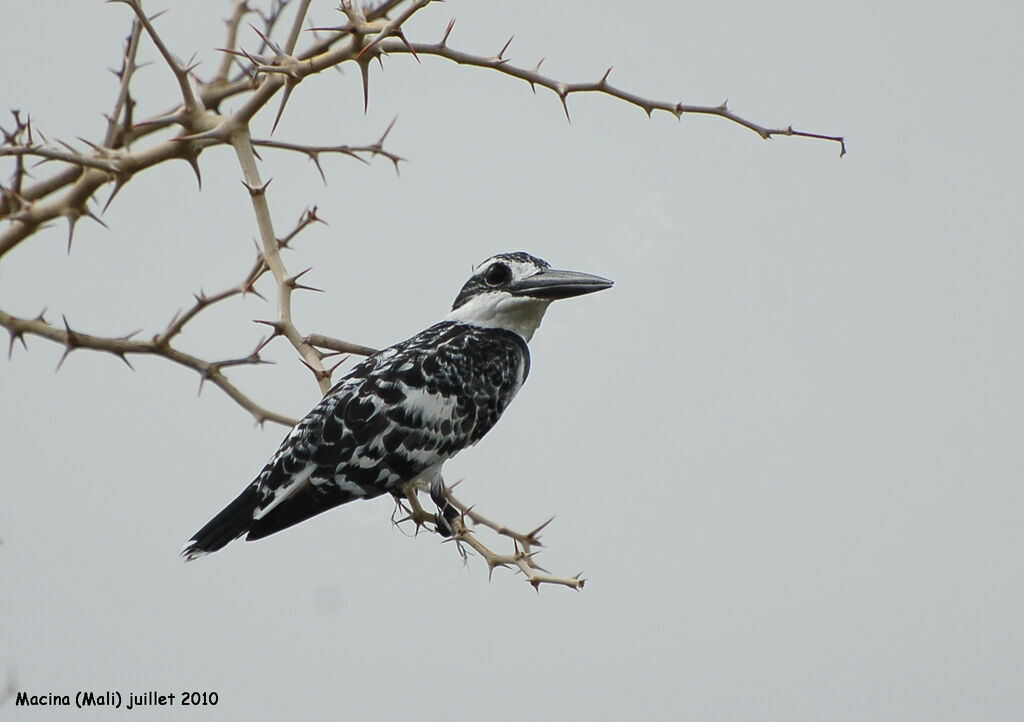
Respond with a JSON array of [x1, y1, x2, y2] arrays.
[[2, 1, 1022, 720]]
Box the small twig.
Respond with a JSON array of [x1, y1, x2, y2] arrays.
[[116, 0, 207, 123], [213, 0, 252, 85], [305, 333, 377, 357], [250, 129, 404, 181], [103, 17, 143, 149], [281, 0, 313, 56], [356, 0, 432, 60], [0, 145, 122, 173]]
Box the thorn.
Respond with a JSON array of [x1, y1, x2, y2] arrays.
[[241, 178, 272, 196], [439, 18, 455, 47], [248, 22, 285, 58], [284, 267, 323, 293], [102, 177, 128, 213], [184, 152, 202, 189], [252, 334, 276, 355], [83, 206, 109, 230], [497, 35, 513, 61], [598, 66, 612, 86], [527, 516, 555, 545], [299, 357, 331, 382], [326, 356, 349, 375], [6, 328, 27, 360], [270, 81, 295, 135], [378, 116, 399, 147], [555, 86, 571, 123], [253, 318, 286, 336], [56, 315, 80, 371], [395, 30, 418, 62], [115, 352, 135, 370], [524, 552, 549, 574], [309, 152, 327, 185], [65, 214, 79, 254], [242, 282, 267, 301], [358, 59, 371, 113]]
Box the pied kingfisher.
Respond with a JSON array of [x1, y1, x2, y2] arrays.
[[182, 252, 612, 559]]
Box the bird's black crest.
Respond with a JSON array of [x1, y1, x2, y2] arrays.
[[451, 251, 550, 310]]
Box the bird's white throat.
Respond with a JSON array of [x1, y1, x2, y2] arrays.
[[444, 291, 551, 342]]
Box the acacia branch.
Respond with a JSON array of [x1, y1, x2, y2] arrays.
[[103, 17, 143, 149], [251, 117, 404, 181], [305, 333, 378, 357], [378, 37, 847, 156], [213, 0, 253, 86], [396, 484, 585, 591], [0, 307, 297, 427], [0, 145, 122, 173], [117, 0, 208, 125], [230, 125, 333, 394]]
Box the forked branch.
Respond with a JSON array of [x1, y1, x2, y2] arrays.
[[396, 484, 585, 591]]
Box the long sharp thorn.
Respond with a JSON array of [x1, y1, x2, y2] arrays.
[[439, 18, 455, 46], [271, 82, 295, 134], [84, 207, 108, 230], [56, 347, 74, 371], [359, 60, 370, 113], [396, 30, 418, 62], [65, 216, 78, 254], [185, 154, 202, 189], [498, 35, 513, 60], [7, 331, 27, 360], [103, 179, 127, 213], [379, 115, 398, 144]]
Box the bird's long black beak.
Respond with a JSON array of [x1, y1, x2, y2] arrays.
[[508, 268, 614, 300]]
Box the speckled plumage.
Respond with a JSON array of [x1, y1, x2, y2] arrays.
[[183, 252, 611, 559]]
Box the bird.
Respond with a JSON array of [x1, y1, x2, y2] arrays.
[[182, 251, 612, 560]]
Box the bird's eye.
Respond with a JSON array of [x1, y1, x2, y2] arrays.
[[483, 262, 512, 286]]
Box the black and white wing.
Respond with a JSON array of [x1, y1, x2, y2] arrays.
[[183, 321, 529, 558]]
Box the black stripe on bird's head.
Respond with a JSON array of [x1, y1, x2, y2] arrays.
[[446, 252, 613, 341], [451, 252, 612, 310]]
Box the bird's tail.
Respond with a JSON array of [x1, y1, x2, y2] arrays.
[[181, 486, 261, 561]]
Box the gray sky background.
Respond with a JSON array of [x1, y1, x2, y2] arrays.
[[2, 1, 1022, 720]]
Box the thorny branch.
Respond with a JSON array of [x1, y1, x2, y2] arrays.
[[396, 484, 584, 591], [378, 31, 847, 156], [230, 124, 333, 394], [2, 0, 846, 586]]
